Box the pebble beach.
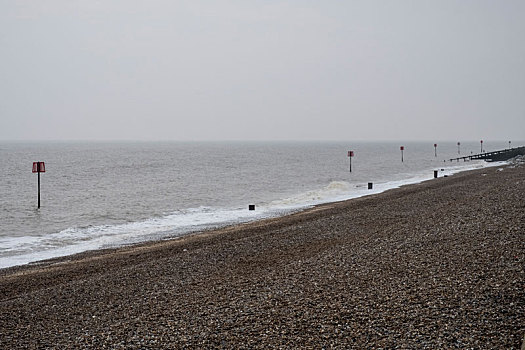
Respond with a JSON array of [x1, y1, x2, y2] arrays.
[[1, 161, 524, 349]]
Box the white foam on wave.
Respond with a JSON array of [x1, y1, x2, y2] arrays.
[[0, 206, 272, 268], [267, 159, 498, 209], [0, 159, 503, 269]]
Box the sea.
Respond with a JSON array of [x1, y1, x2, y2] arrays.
[[0, 140, 511, 269]]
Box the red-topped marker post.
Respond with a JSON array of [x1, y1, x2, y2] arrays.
[[32, 162, 45, 208], [347, 151, 354, 172], [400, 146, 405, 162]]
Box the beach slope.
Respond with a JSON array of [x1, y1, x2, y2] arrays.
[[1, 163, 524, 348]]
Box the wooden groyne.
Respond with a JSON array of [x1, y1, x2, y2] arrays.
[[449, 146, 525, 162]]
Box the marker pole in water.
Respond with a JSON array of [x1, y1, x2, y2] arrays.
[[400, 146, 404, 162], [38, 171, 40, 208], [509, 141, 511, 149], [434, 143, 437, 157], [348, 151, 354, 172], [457, 142, 461, 154], [480, 140, 483, 153], [32, 162, 46, 208]]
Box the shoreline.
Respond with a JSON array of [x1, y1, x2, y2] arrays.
[[0, 159, 499, 271], [1, 162, 524, 348]]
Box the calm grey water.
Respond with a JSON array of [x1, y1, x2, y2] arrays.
[[0, 140, 509, 268]]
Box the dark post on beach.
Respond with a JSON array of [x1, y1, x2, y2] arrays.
[[434, 143, 437, 157], [32, 162, 45, 208], [400, 146, 404, 162], [348, 151, 354, 172]]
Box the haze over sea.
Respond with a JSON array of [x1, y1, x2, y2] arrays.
[[0, 141, 512, 268]]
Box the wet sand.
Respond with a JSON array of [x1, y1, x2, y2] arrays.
[[1, 162, 524, 349]]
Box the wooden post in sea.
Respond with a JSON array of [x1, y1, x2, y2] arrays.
[[348, 151, 354, 172], [434, 143, 437, 157], [32, 162, 46, 208], [400, 146, 404, 162]]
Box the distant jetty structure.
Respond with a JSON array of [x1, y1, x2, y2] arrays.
[[449, 146, 525, 162]]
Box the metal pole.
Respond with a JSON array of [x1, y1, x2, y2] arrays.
[[349, 156, 352, 172], [38, 167, 41, 209]]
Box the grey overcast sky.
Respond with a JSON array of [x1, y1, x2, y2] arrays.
[[1, 1, 524, 142]]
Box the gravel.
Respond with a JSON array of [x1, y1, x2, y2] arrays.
[[1, 162, 524, 349]]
